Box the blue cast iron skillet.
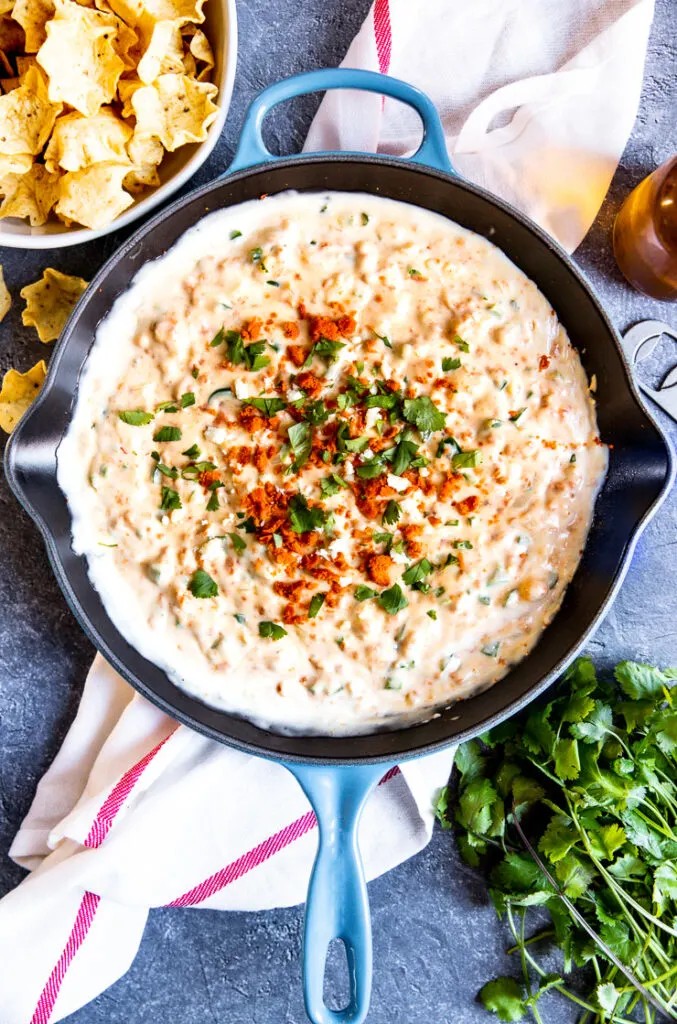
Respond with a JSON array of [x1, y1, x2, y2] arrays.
[[5, 70, 675, 1024]]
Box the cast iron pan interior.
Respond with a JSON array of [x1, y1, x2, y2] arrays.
[[5, 156, 674, 764]]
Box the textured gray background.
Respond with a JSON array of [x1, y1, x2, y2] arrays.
[[1, 0, 677, 1021]]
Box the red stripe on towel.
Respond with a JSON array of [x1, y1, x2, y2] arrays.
[[30, 891, 101, 1024], [374, 0, 392, 74], [84, 730, 176, 849], [167, 765, 401, 907]]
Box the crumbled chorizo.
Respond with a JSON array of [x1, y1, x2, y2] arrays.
[[295, 371, 324, 398], [286, 344, 309, 367], [365, 553, 392, 587], [454, 494, 479, 516], [400, 524, 424, 559], [539, 354, 551, 370], [239, 405, 267, 433], [282, 321, 300, 339]]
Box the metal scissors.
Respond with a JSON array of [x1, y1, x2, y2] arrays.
[[622, 320, 677, 422]]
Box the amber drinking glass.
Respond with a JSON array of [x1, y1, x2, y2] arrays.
[[613, 155, 677, 301]]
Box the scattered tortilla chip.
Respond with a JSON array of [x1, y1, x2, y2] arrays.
[[16, 53, 36, 75], [55, 161, 132, 229], [0, 46, 12, 72], [13, 0, 53, 51], [0, 0, 16, 13], [0, 13, 24, 51], [0, 162, 59, 223], [143, 0, 204, 25], [36, 0, 125, 117], [117, 75, 143, 117], [0, 265, 11, 321], [127, 128, 162, 166], [0, 359, 46, 432], [45, 107, 131, 172], [137, 18, 183, 83], [0, 64, 60, 154], [1, 75, 19, 91], [20, 267, 87, 341], [0, 152, 31, 174], [131, 72, 217, 151]]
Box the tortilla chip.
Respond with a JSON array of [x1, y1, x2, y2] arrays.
[[0, 0, 15, 13], [0, 162, 60, 223], [186, 26, 212, 79], [16, 54, 37, 76], [20, 267, 87, 342], [0, 46, 12, 73], [13, 0, 54, 51], [45, 107, 131, 172], [0, 360, 47, 432], [0, 152, 32, 175], [0, 14, 24, 52], [137, 19, 183, 83], [127, 127, 162, 165], [131, 72, 217, 151], [123, 161, 159, 192], [143, 0, 204, 25], [117, 75, 141, 117], [55, 161, 133, 229], [0, 64, 61, 155], [0, 265, 10, 321], [1, 76, 19, 91], [36, 0, 125, 117]]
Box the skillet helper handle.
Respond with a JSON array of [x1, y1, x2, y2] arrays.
[[229, 68, 453, 175], [284, 761, 396, 1024]]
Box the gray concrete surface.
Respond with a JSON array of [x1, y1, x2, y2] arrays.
[[1, 0, 676, 1021]]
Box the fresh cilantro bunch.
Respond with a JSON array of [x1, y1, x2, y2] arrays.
[[439, 658, 677, 1023]]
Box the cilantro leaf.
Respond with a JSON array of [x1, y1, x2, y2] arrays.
[[354, 585, 377, 601], [188, 569, 218, 599], [244, 396, 286, 417], [160, 486, 181, 511], [288, 493, 326, 534], [442, 357, 462, 371], [118, 409, 153, 426], [180, 392, 196, 407], [258, 620, 287, 640], [227, 533, 245, 554], [390, 434, 419, 476], [153, 426, 182, 443], [288, 421, 313, 470], [478, 978, 526, 1022], [382, 499, 401, 526], [320, 474, 347, 498], [615, 661, 667, 700], [402, 395, 446, 434], [308, 593, 325, 619], [378, 584, 408, 615], [452, 448, 482, 469], [402, 558, 433, 588]]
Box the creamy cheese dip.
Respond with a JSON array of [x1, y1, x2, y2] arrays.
[[58, 192, 607, 735]]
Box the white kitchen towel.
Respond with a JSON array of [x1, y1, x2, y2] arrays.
[[0, 656, 454, 1024], [305, 0, 656, 253]]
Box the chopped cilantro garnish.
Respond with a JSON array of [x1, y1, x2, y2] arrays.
[[373, 329, 392, 349], [356, 458, 387, 479], [210, 326, 225, 347], [249, 246, 266, 270], [402, 558, 433, 587], [510, 408, 527, 423], [570, 453, 577, 464], [452, 449, 482, 469], [229, 229, 242, 239], [403, 395, 446, 434], [267, 280, 280, 287], [452, 540, 473, 550], [118, 409, 153, 426], [308, 593, 326, 619], [382, 499, 401, 526], [153, 426, 182, 443], [244, 396, 286, 417], [155, 463, 177, 479], [427, 609, 438, 620], [390, 433, 419, 476], [442, 357, 462, 372], [320, 474, 347, 498], [354, 585, 377, 601], [361, 212, 369, 225], [378, 583, 409, 615], [181, 460, 216, 479], [480, 641, 500, 657], [227, 533, 246, 554], [288, 421, 312, 471], [191, 367, 199, 379], [313, 338, 346, 362], [206, 490, 220, 511], [454, 335, 470, 352], [160, 487, 181, 511], [303, 400, 330, 425], [437, 435, 462, 457], [259, 621, 287, 640], [364, 393, 398, 410], [155, 400, 178, 413], [407, 267, 422, 278], [182, 444, 201, 458], [288, 493, 326, 534], [180, 392, 196, 408], [233, 613, 246, 624], [188, 568, 218, 599]]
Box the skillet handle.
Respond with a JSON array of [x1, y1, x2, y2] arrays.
[[229, 68, 453, 175], [283, 761, 397, 1024]]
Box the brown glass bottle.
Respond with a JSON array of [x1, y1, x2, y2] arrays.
[[613, 155, 677, 301]]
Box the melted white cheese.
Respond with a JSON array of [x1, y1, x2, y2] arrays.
[[58, 192, 607, 735]]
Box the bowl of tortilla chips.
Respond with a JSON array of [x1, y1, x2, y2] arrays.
[[0, 0, 237, 248]]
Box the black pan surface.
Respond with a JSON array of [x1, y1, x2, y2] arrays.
[[5, 155, 674, 764]]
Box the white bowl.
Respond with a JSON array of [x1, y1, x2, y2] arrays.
[[0, 0, 238, 249]]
